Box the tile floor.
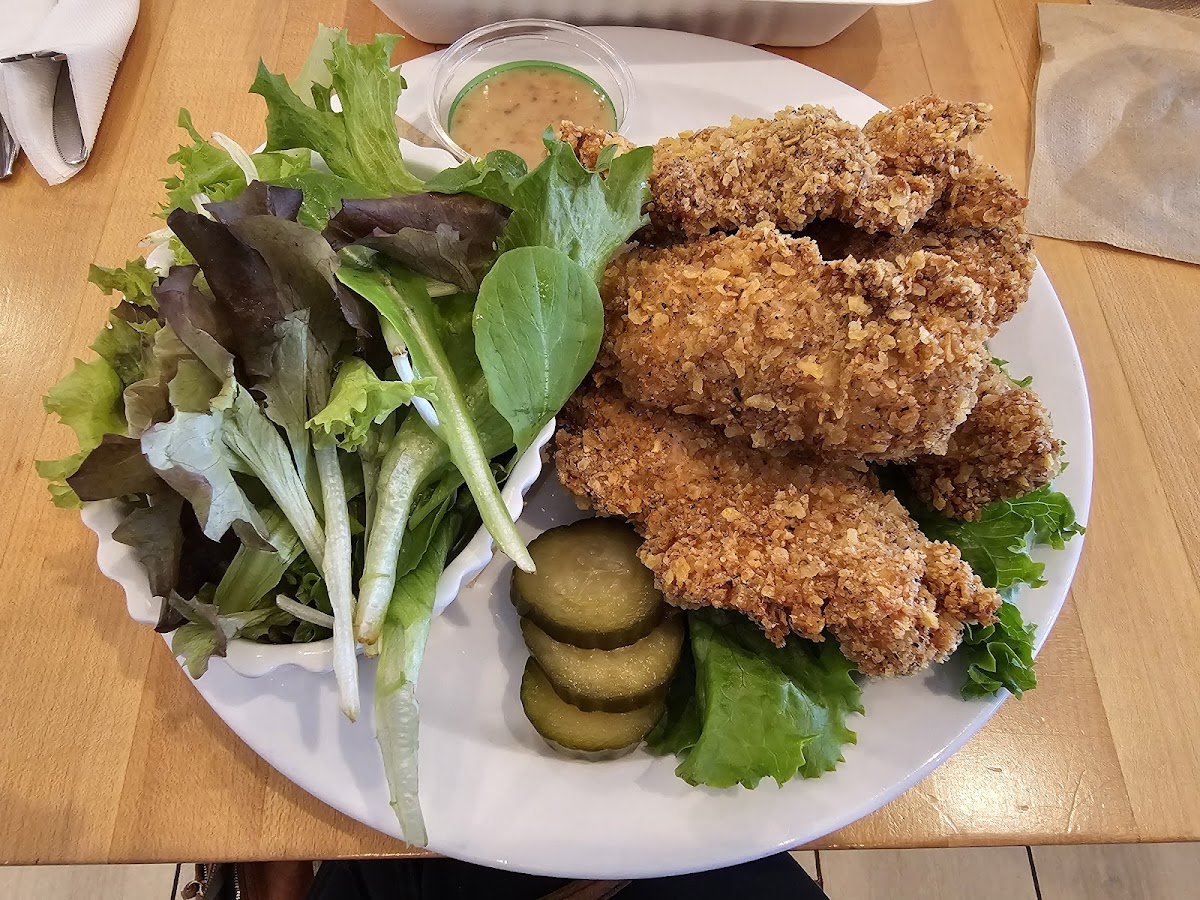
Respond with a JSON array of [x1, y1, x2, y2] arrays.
[[2, 844, 1197, 898]]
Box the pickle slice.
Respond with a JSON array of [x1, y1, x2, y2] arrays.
[[520, 659, 665, 758], [521, 614, 684, 712], [511, 518, 664, 650]]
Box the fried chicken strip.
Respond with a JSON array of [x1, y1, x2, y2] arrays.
[[904, 362, 1062, 520], [555, 385, 1001, 676], [839, 98, 1037, 326], [863, 97, 1027, 231], [598, 222, 994, 459], [823, 222, 1035, 328], [558, 96, 1012, 243]]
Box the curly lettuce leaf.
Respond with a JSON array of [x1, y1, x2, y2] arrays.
[[909, 485, 1084, 699], [424, 136, 652, 283], [162, 109, 246, 214], [206, 180, 303, 224], [161, 109, 373, 229], [325, 194, 509, 292], [250, 31, 423, 196], [36, 358, 127, 507], [306, 357, 422, 451], [112, 492, 185, 607], [140, 409, 272, 549], [119, 324, 208, 435], [424, 149, 528, 207], [166, 211, 289, 379], [499, 136, 653, 283], [88, 258, 159, 307], [911, 485, 1083, 591], [170, 590, 280, 678], [66, 434, 162, 501], [961, 599, 1038, 699], [648, 609, 861, 788], [269, 168, 380, 231], [91, 312, 160, 388], [206, 171, 379, 234], [281, 550, 330, 612]]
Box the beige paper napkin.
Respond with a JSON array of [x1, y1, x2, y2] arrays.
[[1027, 3, 1200, 264], [1092, 0, 1200, 20]]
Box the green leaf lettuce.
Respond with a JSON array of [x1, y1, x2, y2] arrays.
[[88, 258, 159, 307], [648, 609, 861, 788], [909, 485, 1084, 699], [911, 485, 1084, 592], [307, 357, 424, 451], [250, 30, 423, 196], [36, 358, 127, 507], [499, 136, 652, 283]]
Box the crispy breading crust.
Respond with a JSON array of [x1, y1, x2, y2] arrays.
[[598, 222, 994, 459], [559, 97, 1009, 244], [864, 97, 988, 173], [927, 161, 1028, 231], [905, 362, 1063, 520], [559, 104, 954, 239], [555, 120, 636, 167], [838, 223, 1035, 328], [555, 385, 1001, 676]]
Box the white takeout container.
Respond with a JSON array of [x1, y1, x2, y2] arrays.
[[371, 0, 929, 48], [86, 141, 557, 677]]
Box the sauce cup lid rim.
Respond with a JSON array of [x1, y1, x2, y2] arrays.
[[427, 18, 636, 162]]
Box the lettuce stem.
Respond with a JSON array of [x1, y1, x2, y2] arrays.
[[355, 412, 448, 645], [375, 509, 461, 846], [313, 434, 361, 720], [337, 263, 534, 574]]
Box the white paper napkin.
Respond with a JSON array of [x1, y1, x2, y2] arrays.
[[0, 0, 139, 184]]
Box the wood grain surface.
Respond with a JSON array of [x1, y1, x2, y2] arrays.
[[2, 0, 1197, 864]]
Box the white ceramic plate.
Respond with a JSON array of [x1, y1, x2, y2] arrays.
[[89, 28, 1091, 879]]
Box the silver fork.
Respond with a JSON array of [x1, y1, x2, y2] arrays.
[[0, 109, 18, 179], [0, 50, 87, 176]]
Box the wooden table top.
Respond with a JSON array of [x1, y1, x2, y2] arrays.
[[2, 0, 1198, 865]]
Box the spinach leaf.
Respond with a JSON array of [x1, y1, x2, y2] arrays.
[[473, 246, 603, 449]]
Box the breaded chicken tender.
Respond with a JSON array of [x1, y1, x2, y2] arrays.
[[558, 102, 962, 240], [557, 96, 1007, 243], [555, 385, 1001, 676], [862, 98, 1026, 227], [825, 223, 1035, 328], [904, 362, 1062, 520], [598, 222, 994, 459]]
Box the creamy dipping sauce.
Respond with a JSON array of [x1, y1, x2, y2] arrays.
[[449, 62, 617, 168]]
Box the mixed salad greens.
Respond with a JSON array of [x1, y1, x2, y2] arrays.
[[38, 26, 1083, 841], [38, 28, 651, 844]]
